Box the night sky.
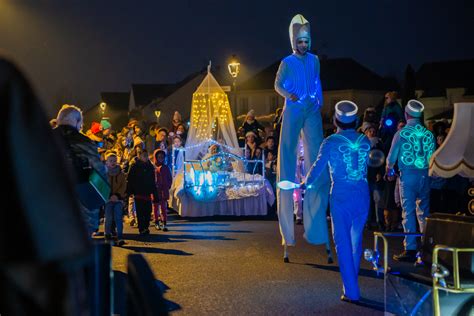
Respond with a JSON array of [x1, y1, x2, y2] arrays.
[[1, 0, 473, 115]]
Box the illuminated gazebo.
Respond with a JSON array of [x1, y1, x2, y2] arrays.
[[184, 63, 241, 160]]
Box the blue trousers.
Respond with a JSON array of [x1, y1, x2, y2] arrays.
[[399, 169, 430, 250], [105, 201, 124, 239], [330, 183, 369, 300], [277, 101, 330, 246]]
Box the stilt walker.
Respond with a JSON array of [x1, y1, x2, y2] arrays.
[[275, 14, 332, 263], [302, 101, 371, 303]]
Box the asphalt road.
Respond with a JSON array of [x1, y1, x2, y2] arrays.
[[110, 215, 388, 315]]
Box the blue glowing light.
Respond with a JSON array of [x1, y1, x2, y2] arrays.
[[333, 134, 370, 181], [277, 180, 300, 190], [385, 118, 393, 127], [399, 125, 434, 169]]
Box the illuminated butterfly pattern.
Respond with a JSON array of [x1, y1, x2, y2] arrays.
[[399, 125, 435, 169], [333, 134, 371, 181]]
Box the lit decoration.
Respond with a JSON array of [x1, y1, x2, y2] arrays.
[[385, 118, 393, 127], [333, 134, 370, 181], [400, 124, 435, 169], [99, 102, 107, 115], [184, 62, 241, 163], [278, 180, 301, 190], [184, 152, 265, 201], [228, 61, 240, 78]]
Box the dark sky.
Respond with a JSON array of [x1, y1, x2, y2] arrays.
[[1, 0, 473, 115]]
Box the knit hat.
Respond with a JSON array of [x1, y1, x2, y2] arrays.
[[335, 101, 358, 123], [127, 119, 138, 128], [289, 14, 311, 52], [173, 111, 182, 121], [90, 121, 102, 134], [405, 100, 424, 118], [105, 150, 118, 160], [245, 131, 257, 138], [100, 119, 111, 130], [361, 121, 375, 133], [157, 127, 169, 135]]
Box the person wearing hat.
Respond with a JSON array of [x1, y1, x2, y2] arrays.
[[274, 14, 331, 260], [301, 101, 371, 303], [386, 100, 435, 262], [241, 109, 265, 137]]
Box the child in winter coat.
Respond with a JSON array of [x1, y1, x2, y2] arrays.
[[104, 151, 127, 245], [126, 149, 158, 235], [153, 149, 173, 231]]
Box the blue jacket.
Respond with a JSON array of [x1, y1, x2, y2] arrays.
[[305, 129, 371, 189], [386, 119, 435, 171]]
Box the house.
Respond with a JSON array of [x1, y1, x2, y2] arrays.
[[83, 91, 130, 131], [140, 66, 232, 128], [415, 59, 474, 120]]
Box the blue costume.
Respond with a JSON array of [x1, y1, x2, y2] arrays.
[[275, 14, 330, 247], [386, 100, 435, 255], [305, 101, 370, 301]]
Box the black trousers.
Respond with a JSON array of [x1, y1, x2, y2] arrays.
[[135, 199, 151, 232]]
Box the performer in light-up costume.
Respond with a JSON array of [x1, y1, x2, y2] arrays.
[[302, 101, 371, 303], [386, 100, 435, 262], [274, 14, 331, 262]]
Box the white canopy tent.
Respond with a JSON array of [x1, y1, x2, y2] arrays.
[[429, 103, 474, 178], [184, 64, 242, 162]]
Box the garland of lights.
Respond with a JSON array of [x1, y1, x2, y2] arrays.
[[191, 92, 232, 141], [399, 125, 434, 169], [333, 134, 370, 181]]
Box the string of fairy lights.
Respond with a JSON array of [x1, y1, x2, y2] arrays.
[[192, 92, 231, 141]]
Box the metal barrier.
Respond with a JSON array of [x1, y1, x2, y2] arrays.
[[365, 232, 474, 314], [432, 245, 474, 316]]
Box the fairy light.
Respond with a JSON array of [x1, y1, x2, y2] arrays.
[[191, 90, 232, 141]]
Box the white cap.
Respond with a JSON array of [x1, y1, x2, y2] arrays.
[[405, 99, 424, 118], [289, 14, 311, 52], [335, 101, 358, 123]]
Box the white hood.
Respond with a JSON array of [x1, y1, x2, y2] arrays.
[[289, 14, 311, 52]]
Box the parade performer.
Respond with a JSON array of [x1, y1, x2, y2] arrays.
[[302, 101, 371, 303], [386, 100, 435, 262], [275, 14, 331, 262]]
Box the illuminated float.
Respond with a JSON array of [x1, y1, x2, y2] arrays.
[[170, 64, 275, 217]]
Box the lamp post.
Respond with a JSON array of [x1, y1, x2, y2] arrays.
[[228, 55, 240, 115], [99, 102, 107, 117], [154, 110, 161, 124]]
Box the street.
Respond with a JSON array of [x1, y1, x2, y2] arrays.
[[111, 215, 386, 315]]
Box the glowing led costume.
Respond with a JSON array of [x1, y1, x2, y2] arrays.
[[304, 101, 370, 301], [274, 14, 330, 248], [386, 100, 435, 253]]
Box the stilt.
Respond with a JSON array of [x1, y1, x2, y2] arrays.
[[326, 242, 334, 264], [283, 245, 289, 263]]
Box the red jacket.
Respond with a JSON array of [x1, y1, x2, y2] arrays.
[[155, 164, 172, 200]]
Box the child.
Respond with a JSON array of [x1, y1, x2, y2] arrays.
[[126, 150, 158, 235], [104, 151, 127, 246], [153, 149, 173, 231]]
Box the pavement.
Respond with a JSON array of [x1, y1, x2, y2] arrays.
[[110, 215, 390, 315]]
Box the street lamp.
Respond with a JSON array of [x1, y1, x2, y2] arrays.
[[228, 55, 240, 115], [99, 102, 107, 116], [154, 110, 161, 123]]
